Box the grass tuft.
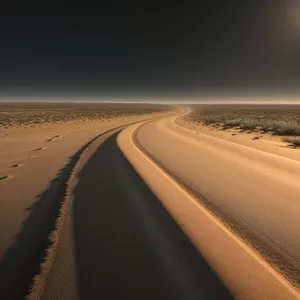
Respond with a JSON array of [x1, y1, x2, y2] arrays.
[[186, 108, 300, 139], [259, 121, 273, 132], [273, 123, 300, 136], [239, 121, 258, 131], [282, 137, 300, 147], [203, 116, 222, 125], [223, 119, 242, 127]]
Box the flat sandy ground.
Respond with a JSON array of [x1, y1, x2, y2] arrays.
[[0, 102, 171, 299]]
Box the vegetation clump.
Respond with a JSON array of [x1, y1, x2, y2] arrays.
[[187, 107, 300, 140]]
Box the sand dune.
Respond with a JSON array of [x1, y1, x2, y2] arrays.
[[2, 104, 299, 300], [0, 107, 170, 299], [39, 123, 232, 300]]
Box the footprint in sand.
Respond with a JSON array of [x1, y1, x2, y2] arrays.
[[10, 163, 22, 168], [0, 175, 11, 181], [33, 147, 46, 151], [46, 134, 61, 142]]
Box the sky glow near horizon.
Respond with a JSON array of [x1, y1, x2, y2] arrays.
[[1, 97, 300, 105]]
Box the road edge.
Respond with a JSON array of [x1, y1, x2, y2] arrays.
[[25, 110, 178, 300], [117, 118, 300, 300]]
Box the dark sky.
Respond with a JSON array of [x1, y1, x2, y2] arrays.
[[1, 1, 300, 98]]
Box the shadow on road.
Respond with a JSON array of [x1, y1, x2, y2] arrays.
[[73, 132, 234, 300]]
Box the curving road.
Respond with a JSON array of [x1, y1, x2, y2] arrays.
[[30, 108, 300, 300], [130, 109, 300, 298], [37, 117, 233, 300]]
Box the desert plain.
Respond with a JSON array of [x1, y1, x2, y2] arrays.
[[0, 102, 171, 299], [1, 101, 300, 300]]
